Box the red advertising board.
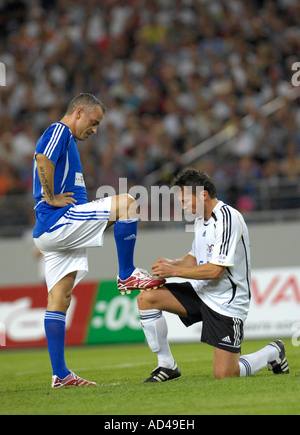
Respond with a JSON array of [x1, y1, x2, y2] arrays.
[[0, 282, 97, 349]]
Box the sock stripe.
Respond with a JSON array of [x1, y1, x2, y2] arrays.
[[44, 311, 66, 323], [140, 313, 162, 321], [239, 357, 252, 376], [140, 310, 162, 322]]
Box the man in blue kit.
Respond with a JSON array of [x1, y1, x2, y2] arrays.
[[33, 93, 165, 388]]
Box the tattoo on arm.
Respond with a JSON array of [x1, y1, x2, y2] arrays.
[[39, 166, 54, 201]]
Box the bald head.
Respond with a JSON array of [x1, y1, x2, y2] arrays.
[[61, 93, 107, 141], [66, 93, 107, 116]]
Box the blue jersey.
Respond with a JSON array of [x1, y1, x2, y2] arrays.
[[33, 122, 88, 238]]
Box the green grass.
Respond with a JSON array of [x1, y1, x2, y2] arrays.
[[0, 340, 299, 415]]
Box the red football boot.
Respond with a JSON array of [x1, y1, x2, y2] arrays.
[[51, 371, 97, 388], [117, 268, 166, 295]]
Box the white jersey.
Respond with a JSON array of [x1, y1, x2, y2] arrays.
[[189, 201, 251, 322]]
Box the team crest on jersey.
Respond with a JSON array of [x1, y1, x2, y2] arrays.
[[207, 244, 214, 254]]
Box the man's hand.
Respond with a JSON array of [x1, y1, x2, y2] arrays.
[[152, 256, 225, 280], [152, 255, 198, 279], [152, 258, 178, 278], [42, 192, 77, 208], [152, 257, 175, 268]]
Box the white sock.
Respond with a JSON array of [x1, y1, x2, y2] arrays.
[[239, 344, 280, 377], [139, 309, 175, 369]]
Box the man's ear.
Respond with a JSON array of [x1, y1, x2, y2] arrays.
[[75, 107, 83, 119], [199, 189, 208, 200]]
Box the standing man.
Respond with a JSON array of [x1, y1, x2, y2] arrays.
[[33, 93, 165, 388], [138, 168, 289, 382]]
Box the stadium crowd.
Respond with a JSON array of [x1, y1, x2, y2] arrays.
[[0, 0, 300, 233]]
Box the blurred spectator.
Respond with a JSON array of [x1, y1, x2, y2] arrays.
[[280, 141, 300, 180], [228, 156, 263, 208]]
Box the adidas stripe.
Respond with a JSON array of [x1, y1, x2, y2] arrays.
[[44, 123, 65, 159], [220, 206, 232, 256], [63, 209, 110, 222], [153, 371, 170, 382]]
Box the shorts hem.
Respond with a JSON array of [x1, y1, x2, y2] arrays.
[[46, 267, 88, 292], [204, 340, 242, 354]]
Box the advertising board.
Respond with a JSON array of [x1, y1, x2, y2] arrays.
[[0, 267, 299, 349], [0, 282, 96, 348], [244, 267, 300, 339], [86, 280, 145, 345], [0, 280, 144, 349]]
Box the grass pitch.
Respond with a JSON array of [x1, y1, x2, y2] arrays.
[[0, 340, 299, 415]]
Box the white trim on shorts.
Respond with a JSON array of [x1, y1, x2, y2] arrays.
[[34, 197, 112, 292]]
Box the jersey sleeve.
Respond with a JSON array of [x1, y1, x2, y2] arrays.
[[210, 207, 243, 267], [35, 123, 70, 166]]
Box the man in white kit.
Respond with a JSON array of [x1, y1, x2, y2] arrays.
[[33, 93, 165, 388], [138, 168, 289, 382]]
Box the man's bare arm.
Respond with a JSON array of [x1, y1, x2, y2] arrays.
[[35, 154, 77, 208], [152, 256, 224, 280], [152, 254, 197, 269]]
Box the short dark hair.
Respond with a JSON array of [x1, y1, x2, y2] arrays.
[[172, 168, 217, 199], [66, 93, 107, 115]]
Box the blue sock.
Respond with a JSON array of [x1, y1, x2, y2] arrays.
[[114, 218, 138, 280], [44, 311, 71, 379]]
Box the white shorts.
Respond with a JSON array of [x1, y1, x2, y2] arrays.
[[34, 197, 112, 292]]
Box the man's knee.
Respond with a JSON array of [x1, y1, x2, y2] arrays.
[[214, 366, 240, 379], [137, 290, 159, 310], [47, 289, 72, 313], [122, 193, 137, 219], [47, 272, 76, 313], [112, 193, 137, 221], [213, 348, 240, 379]]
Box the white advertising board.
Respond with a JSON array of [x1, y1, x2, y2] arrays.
[[165, 268, 300, 343], [244, 267, 300, 340]]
